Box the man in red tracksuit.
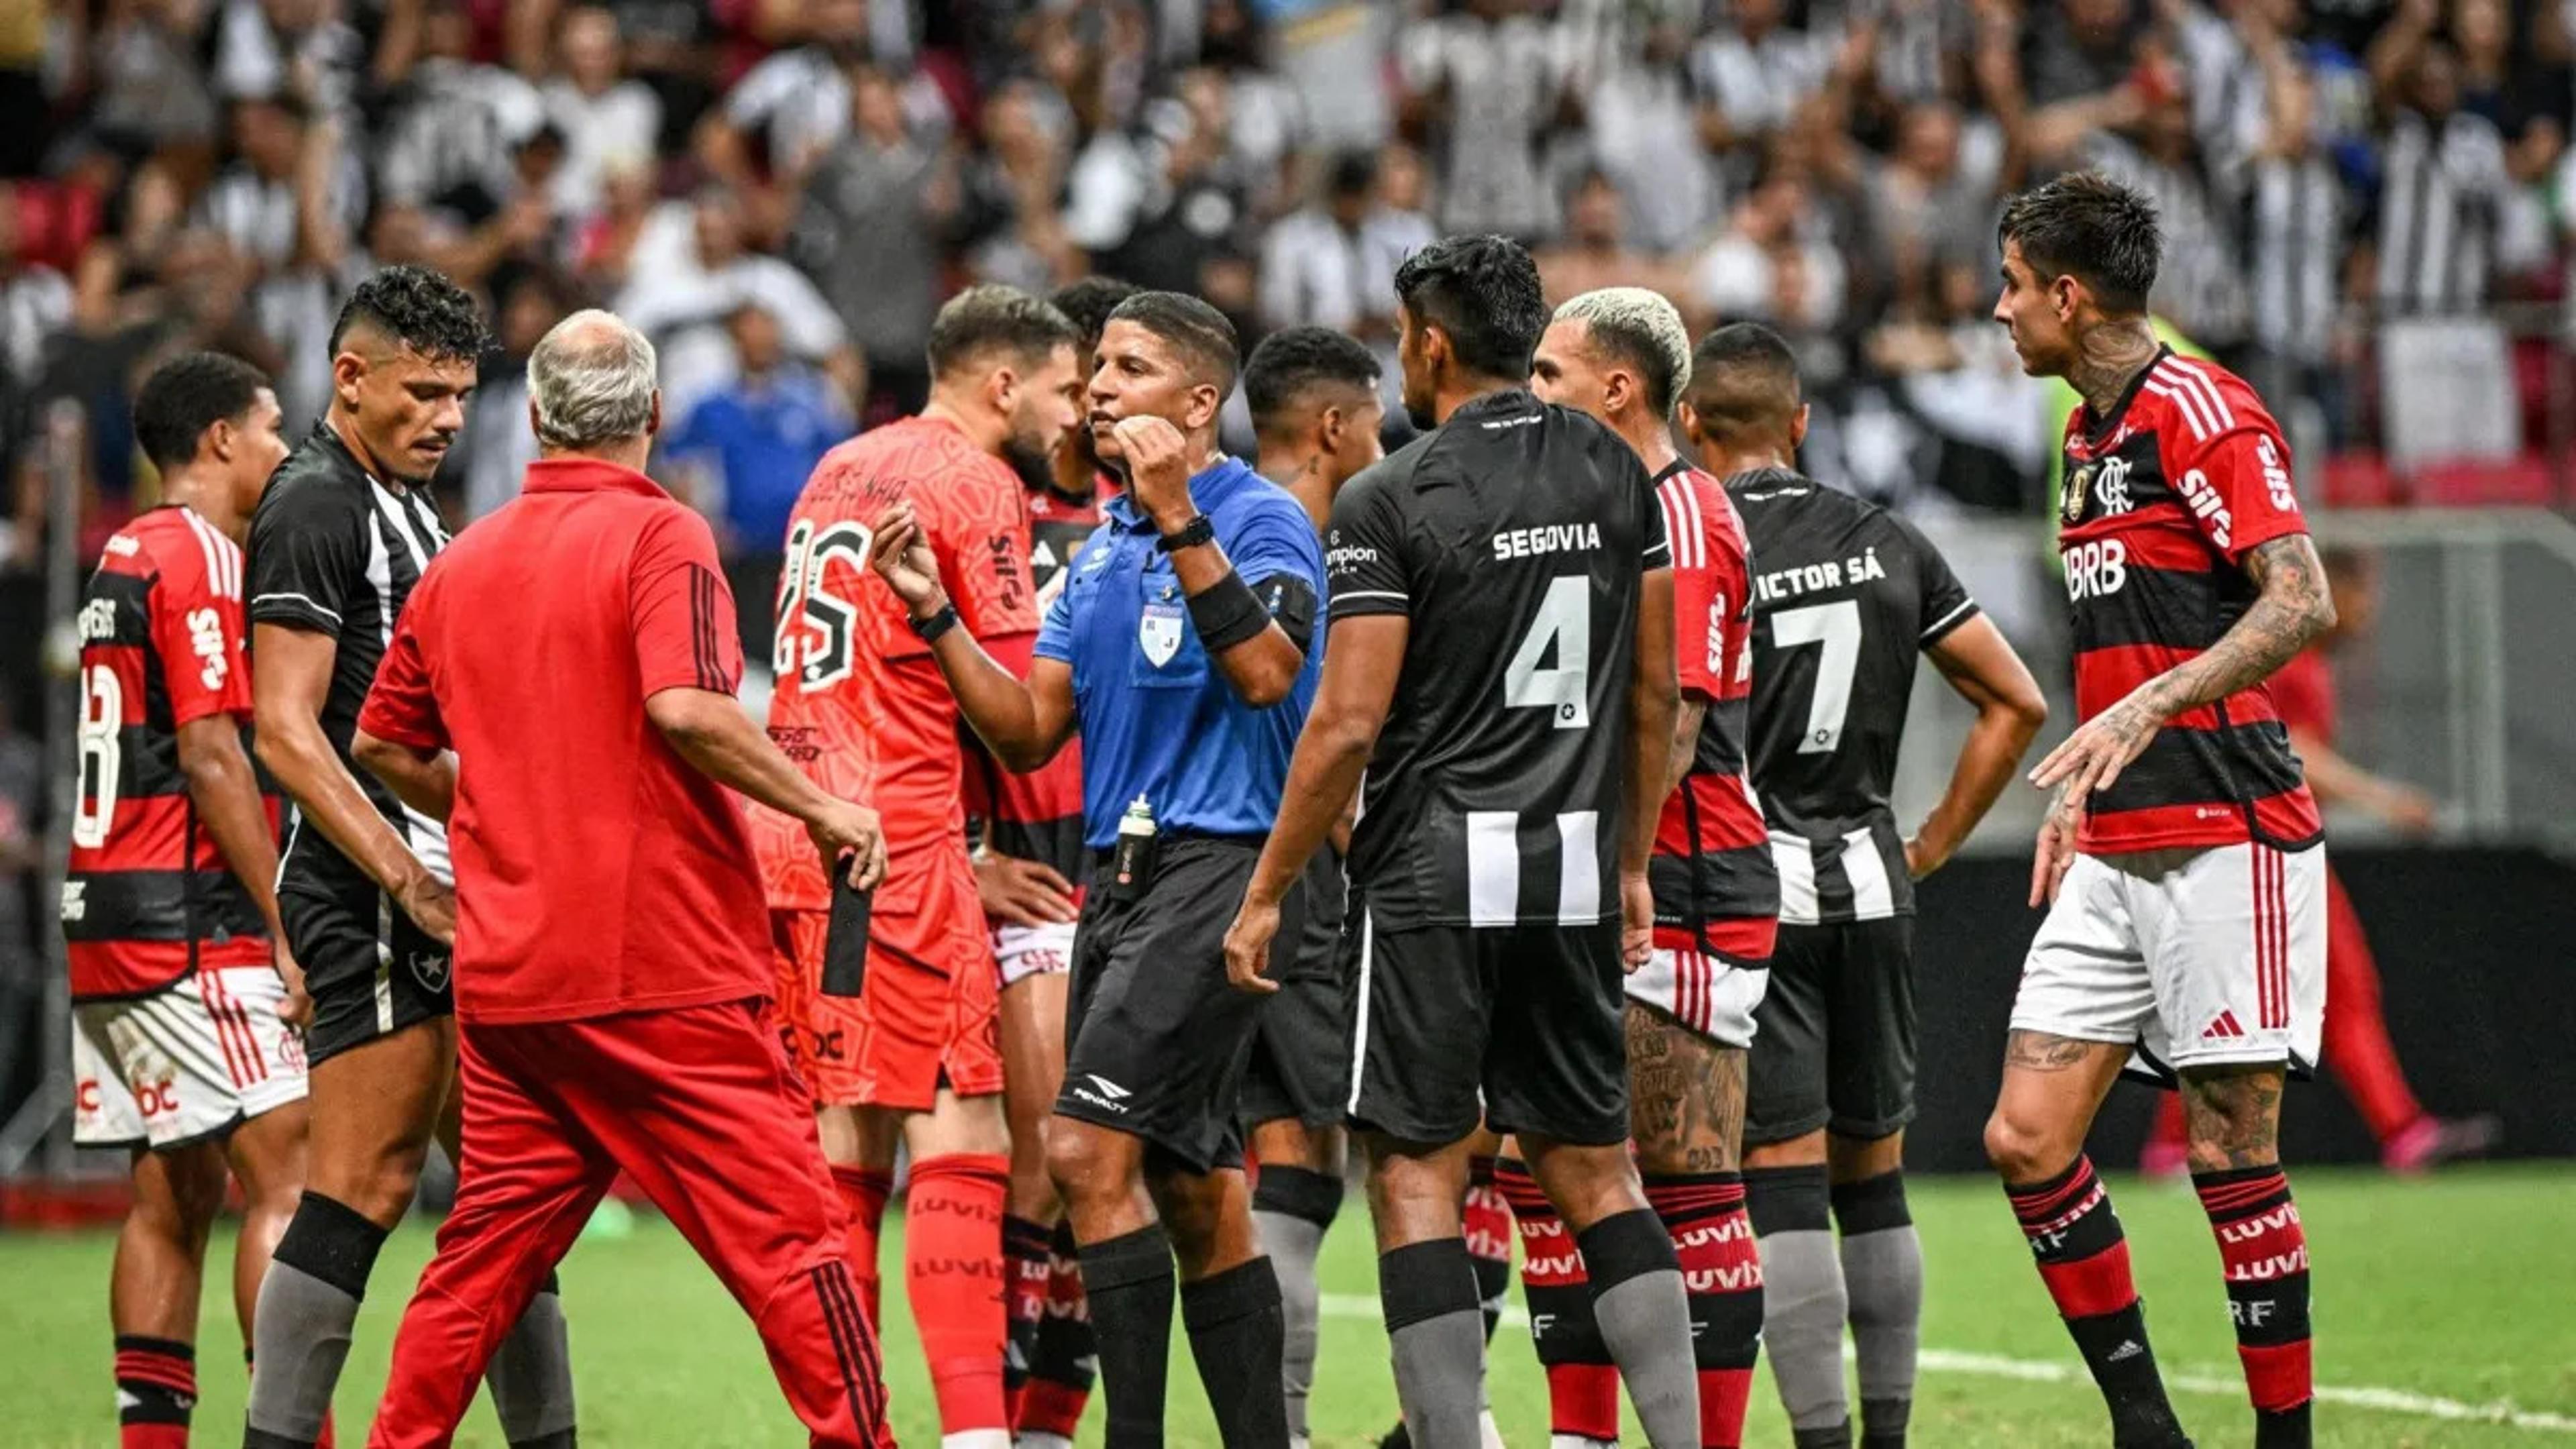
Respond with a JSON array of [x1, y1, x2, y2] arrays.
[[350, 309, 896, 1448], [2139, 547, 2500, 1175]]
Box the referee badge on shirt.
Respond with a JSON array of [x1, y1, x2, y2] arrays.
[[2063, 460, 2094, 525], [1139, 599, 1185, 668]]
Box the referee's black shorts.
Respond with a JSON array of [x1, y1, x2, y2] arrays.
[[1744, 916, 1918, 1146], [1348, 910, 1629, 1148], [1056, 835, 1307, 1173]]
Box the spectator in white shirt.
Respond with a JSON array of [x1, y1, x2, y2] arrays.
[[1397, 0, 1569, 239], [542, 7, 661, 219], [1258, 151, 1380, 334], [615, 186, 858, 421]]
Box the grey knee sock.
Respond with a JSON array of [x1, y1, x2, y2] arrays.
[[1833, 1173, 1921, 1448], [1749, 1166, 1851, 1436], [1252, 1166, 1341, 1441], [483, 1271, 578, 1448], [1381, 1238, 1487, 1448], [246, 1192, 385, 1446], [1577, 1209, 1699, 1449]]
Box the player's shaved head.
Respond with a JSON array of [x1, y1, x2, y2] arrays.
[[1684, 323, 1803, 449], [1551, 288, 1692, 418], [1242, 326, 1380, 442]]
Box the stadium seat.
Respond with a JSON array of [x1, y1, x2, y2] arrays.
[[2320, 451, 2401, 508], [2408, 455, 2561, 506]]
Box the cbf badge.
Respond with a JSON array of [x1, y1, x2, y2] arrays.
[[2062, 460, 2094, 525], [1139, 600, 1185, 667]]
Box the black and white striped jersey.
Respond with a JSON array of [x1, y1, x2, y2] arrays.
[[246, 421, 452, 902], [1725, 468, 1976, 926], [1328, 388, 1670, 931]]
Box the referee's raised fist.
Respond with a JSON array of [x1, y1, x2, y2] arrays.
[[1111, 415, 1193, 526]]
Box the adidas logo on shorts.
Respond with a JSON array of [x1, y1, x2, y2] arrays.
[[2202, 1011, 2248, 1041]]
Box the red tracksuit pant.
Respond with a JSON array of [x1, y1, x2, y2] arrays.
[[368, 999, 894, 1448], [2148, 865, 2423, 1145]]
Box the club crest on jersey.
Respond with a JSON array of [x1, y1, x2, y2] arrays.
[[1138, 600, 1185, 668]]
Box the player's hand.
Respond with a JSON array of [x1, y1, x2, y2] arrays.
[[808, 798, 888, 890], [2030, 786, 2080, 908], [976, 855, 1079, 926], [2029, 685, 2164, 808], [867, 503, 949, 616], [2376, 782, 2440, 837], [1222, 894, 1283, 995], [1903, 833, 1952, 881], [1112, 415, 1196, 532], [394, 870, 458, 947], [1618, 869, 1654, 973], [272, 937, 313, 1029]]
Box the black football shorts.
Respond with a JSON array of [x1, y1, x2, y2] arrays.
[[1238, 847, 1352, 1132], [283, 883, 455, 1067], [1056, 836, 1307, 1173], [1348, 914, 1629, 1148], [1744, 916, 1918, 1145]]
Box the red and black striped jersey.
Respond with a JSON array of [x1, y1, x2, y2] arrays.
[[1649, 462, 1778, 958], [964, 482, 1114, 891], [2057, 348, 2320, 854], [64, 505, 278, 1000]]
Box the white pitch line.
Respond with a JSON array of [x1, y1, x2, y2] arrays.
[[1317, 1296, 2576, 1433]]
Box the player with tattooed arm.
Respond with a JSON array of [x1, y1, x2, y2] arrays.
[[1986, 173, 2333, 1449]]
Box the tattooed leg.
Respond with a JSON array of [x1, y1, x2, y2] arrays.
[[1983, 1031, 2132, 1183], [1624, 1002, 1766, 1446], [2180, 1063, 2287, 1174], [1626, 1002, 1746, 1175]]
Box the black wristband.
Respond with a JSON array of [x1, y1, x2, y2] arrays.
[[1186, 566, 1272, 651], [908, 602, 961, 644], [1157, 514, 1217, 552]]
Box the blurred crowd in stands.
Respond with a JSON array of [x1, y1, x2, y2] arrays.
[[1, 0, 2573, 1052]]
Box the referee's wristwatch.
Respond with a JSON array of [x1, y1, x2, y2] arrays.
[[1156, 514, 1217, 552], [908, 600, 961, 643]]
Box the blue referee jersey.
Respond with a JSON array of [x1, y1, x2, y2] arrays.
[[1035, 455, 1324, 849]]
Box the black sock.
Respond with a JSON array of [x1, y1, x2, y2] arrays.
[[2008, 1157, 2189, 1449], [115, 1334, 195, 1431], [1077, 1224, 1176, 1448], [247, 1190, 390, 1446], [1182, 1256, 1289, 1448]]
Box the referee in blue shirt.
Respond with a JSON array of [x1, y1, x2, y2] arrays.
[[869, 290, 1322, 1448]]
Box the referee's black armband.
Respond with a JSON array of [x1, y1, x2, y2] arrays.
[[1186, 567, 1273, 651], [1260, 574, 1318, 652]]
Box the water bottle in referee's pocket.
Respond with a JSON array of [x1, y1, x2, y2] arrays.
[[1110, 794, 1157, 902]]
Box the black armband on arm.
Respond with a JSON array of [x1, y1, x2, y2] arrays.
[[1185, 566, 1274, 651], [1258, 574, 1318, 652]]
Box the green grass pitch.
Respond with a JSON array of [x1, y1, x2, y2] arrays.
[[1, 1166, 2569, 1446]]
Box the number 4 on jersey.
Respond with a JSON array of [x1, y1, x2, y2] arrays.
[[1505, 574, 1590, 729]]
